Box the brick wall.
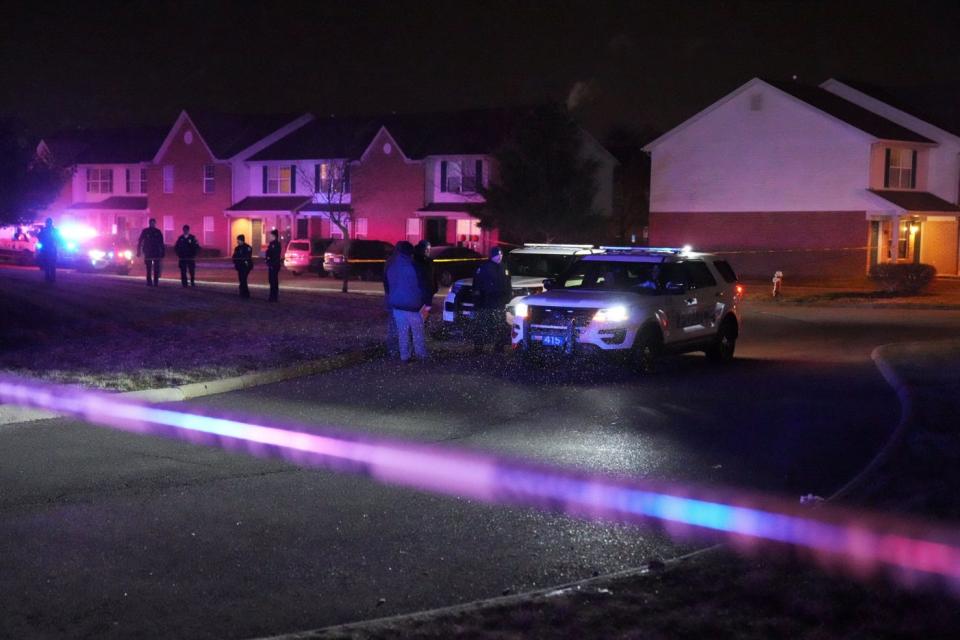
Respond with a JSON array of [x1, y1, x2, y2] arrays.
[[650, 210, 870, 279], [350, 130, 425, 244], [149, 121, 232, 254]]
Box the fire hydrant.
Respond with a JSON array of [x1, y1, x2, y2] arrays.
[[772, 271, 783, 298]]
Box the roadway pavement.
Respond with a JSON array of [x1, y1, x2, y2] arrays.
[[2, 281, 960, 638]]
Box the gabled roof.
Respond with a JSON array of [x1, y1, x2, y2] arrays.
[[868, 190, 960, 212], [765, 80, 934, 143], [252, 106, 537, 162], [187, 110, 308, 159], [644, 78, 934, 152], [41, 127, 167, 165], [826, 79, 960, 140]]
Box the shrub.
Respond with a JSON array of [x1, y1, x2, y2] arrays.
[[868, 262, 936, 294]]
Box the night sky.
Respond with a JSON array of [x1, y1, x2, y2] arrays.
[[2, 0, 959, 139]]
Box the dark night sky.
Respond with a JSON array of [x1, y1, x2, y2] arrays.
[[2, 0, 960, 139]]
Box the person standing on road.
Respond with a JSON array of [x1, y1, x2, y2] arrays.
[[36, 218, 59, 284], [137, 218, 166, 287], [265, 228, 282, 302], [471, 246, 512, 355], [414, 240, 439, 335], [232, 234, 254, 299], [174, 224, 200, 288], [384, 240, 431, 362]]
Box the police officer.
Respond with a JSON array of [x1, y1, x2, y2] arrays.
[[265, 228, 282, 302], [36, 218, 59, 284], [137, 218, 166, 287], [232, 234, 254, 299], [174, 224, 200, 288], [471, 246, 512, 354]]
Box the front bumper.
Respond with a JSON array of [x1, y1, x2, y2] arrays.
[[513, 318, 639, 352]]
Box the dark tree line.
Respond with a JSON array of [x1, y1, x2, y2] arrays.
[[0, 119, 63, 227]]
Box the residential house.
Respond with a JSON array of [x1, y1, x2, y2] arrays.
[[643, 77, 960, 279]]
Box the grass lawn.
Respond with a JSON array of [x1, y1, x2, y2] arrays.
[[0, 267, 386, 390]]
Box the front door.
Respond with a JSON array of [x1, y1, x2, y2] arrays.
[[251, 218, 263, 255], [424, 217, 447, 246], [869, 221, 880, 268]]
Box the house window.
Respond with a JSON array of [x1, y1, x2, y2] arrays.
[[315, 162, 348, 193], [162, 165, 174, 193], [354, 217, 368, 239], [86, 168, 113, 194], [440, 159, 483, 193], [203, 216, 215, 246], [163, 216, 175, 244], [203, 165, 216, 194], [406, 217, 421, 242], [329, 219, 351, 239], [125, 168, 147, 194], [885, 148, 915, 189], [264, 165, 293, 194], [455, 219, 481, 246]]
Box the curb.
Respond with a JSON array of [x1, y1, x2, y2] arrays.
[[255, 547, 719, 640], [0, 346, 382, 426]]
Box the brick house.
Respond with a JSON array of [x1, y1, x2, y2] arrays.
[[643, 77, 960, 279], [239, 107, 617, 253]]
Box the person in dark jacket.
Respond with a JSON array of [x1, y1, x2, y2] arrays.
[[36, 218, 59, 284], [174, 224, 200, 288], [137, 218, 166, 287], [232, 234, 254, 299], [384, 240, 432, 361], [414, 240, 439, 296], [265, 228, 283, 302], [471, 246, 512, 354]]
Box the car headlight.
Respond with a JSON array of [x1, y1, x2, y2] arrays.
[[515, 302, 528, 319], [594, 305, 628, 323], [123, 250, 133, 260], [88, 249, 106, 260]]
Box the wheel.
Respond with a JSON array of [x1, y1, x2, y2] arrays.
[[633, 324, 663, 373], [705, 317, 738, 362], [439, 270, 454, 287]]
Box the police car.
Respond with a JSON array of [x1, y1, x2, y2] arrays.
[[0, 224, 40, 265], [512, 247, 743, 370], [441, 243, 601, 329]]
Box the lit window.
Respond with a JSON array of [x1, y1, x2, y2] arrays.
[[139, 168, 147, 194], [86, 168, 113, 194], [265, 166, 292, 194], [203, 216, 215, 246], [886, 148, 914, 189], [163, 165, 174, 193], [163, 216, 175, 244], [315, 162, 348, 193], [203, 165, 216, 194], [125, 168, 148, 194]]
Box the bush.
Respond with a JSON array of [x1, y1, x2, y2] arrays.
[[868, 262, 936, 294]]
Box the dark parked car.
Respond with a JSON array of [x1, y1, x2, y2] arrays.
[[430, 245, 484, 287], [323, 239, 394, 280]]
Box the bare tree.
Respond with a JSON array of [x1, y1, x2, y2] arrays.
[[296, 161, 353, 292]]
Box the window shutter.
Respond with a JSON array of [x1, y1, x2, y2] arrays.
[[290, 164, 297, 193], [883, 149, 891, 188], [262, 166, 268, 193], [314, 164, 320, 193], [440, 161, 448, 192], [343, 163, 351, 193], [910, 150, 917, 189], [475, 160, 483, 188]]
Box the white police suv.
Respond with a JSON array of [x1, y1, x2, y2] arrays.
[[512, 247, 743, 370], [442, 243, 601, 329]]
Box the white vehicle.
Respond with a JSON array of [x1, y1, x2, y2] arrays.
[[512, 247, 743, 370], [442, 243, 601, 329], [0, 224, 40, 265]]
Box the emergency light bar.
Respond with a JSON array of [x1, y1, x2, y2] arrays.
[[599, 246, 689, 254], [522, 243, 595, 249]]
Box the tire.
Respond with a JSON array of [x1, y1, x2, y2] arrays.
[[705, 317, 738, 363], [439, 270, 454, 287], [633, 324, 663, 373]]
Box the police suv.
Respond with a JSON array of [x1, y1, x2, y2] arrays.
[[512, 247, 743, 369], [442, 243, 601, 329]]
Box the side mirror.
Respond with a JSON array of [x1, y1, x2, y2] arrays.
[[542, 278, 557, 290], [664, 281, 686, 294]]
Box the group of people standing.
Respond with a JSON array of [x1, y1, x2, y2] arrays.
[[383, 242, 512, 362]]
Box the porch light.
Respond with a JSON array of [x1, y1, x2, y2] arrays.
[[909, 224, 920, 234]]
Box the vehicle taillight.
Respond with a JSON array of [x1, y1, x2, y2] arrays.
[[735, 284, 745, 297]]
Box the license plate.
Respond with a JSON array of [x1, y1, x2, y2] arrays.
[[542, 335, 565, 347]]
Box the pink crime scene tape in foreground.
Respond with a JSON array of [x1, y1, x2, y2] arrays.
[[1, 372, 959, 595]]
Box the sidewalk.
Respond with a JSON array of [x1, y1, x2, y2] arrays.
[[274, 340, 960, 639]]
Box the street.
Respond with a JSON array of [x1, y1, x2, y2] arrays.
[[3, 265, 958, 638]]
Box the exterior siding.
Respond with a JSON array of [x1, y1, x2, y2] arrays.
[[350, 130, 425, 243], [149, 121, 232, 254], [650, 210, 869, 279], [920, 219, 959, 275]]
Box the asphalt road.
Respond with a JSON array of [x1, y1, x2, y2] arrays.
[[2, 282, 960, 638]]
